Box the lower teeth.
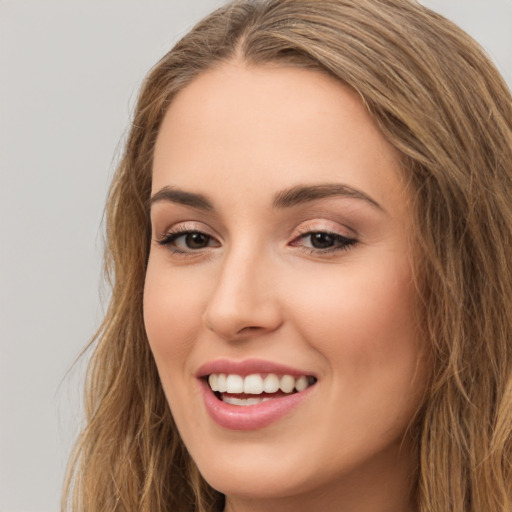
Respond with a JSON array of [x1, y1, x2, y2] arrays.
[[222, 396, 273, 406]]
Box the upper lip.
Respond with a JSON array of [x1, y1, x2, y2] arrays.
[[195, 358, 316, 378]]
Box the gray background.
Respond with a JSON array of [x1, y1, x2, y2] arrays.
[[1, 1, 511, 511]]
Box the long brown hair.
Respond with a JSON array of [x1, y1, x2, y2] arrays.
[[63, 1, 512, 510]]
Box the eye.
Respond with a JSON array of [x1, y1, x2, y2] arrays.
[[156, 228, 220, 254], [308, 232, 342, 249], [178, 232, 212, 250], [291, 230, 357, 254]]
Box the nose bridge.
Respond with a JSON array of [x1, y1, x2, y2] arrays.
[[203, 240, 281, 340]]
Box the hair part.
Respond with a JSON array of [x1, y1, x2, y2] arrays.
[[63, 1, 512, 511]]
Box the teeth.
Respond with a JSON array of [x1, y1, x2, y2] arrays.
[[223, 396, 272, 406], [263, 374, 280, 393], [279, 375, 295, 393], [226, 374, 244, 393], [217, 374, 227, 392], [243, 374, 264, 394], [208, 373, 315, 394], [208, 373, 218, 390], [295, 375, 308, 392]]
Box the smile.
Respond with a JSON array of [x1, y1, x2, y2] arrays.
[[197, 360, 317, 430], [208, 373, 316, 406]]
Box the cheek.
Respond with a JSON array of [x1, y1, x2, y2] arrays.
[[143, 261, 204, 365], [285, 253, 421, 391], [283, 257, 425, 467]]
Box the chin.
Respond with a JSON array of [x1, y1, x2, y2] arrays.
[[198, 454, 318, 499]]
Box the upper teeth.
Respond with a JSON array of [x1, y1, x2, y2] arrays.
[[208, 373, 313, 394]]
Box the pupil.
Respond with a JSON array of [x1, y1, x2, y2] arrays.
[[311, 232, 335, 249], [186, 233, 209, 249]]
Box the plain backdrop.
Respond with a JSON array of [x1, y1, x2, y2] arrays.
[[1, 1, 511, 511]]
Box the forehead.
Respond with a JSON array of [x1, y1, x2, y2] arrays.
[[152, 62, 405, 215]]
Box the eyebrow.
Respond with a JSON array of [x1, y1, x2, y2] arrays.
[[149, 186, 214, 211], [149, 183, 383, 212], [272, 183, 383, 210]]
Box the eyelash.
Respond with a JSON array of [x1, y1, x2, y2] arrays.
[[155, 226, 357, 257], [156, 225, 217, 256], [291, 228, 357, 255]]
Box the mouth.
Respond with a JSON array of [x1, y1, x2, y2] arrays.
[[196, 359, 318, 429], [207, 373, 317, 406]]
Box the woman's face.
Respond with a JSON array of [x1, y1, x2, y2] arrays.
[[144, 62, 427, 511]]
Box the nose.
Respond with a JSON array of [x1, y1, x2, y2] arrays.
[[202, 247, 283, 341]]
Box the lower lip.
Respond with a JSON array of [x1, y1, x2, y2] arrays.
[[199, 379, 315, 431]]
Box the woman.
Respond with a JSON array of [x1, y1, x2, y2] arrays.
[[63, 1, 512, 511]]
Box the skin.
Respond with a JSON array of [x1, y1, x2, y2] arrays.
[[144, 61, 428, 512]]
